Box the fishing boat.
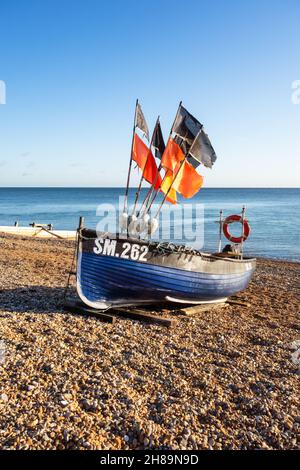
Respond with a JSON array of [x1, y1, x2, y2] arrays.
[[76, 229, 256, 309], [76, 101, 256, 309]]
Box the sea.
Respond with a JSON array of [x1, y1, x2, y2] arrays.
[[0, 187, 299, 262]]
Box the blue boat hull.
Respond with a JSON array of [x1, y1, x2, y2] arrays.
[[76, 230, 256, 309]]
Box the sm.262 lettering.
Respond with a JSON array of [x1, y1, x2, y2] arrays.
[[93, 238, 149, 262]]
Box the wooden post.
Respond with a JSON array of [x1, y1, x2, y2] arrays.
[[218, 209, 223, 252], [78, 216, 84, 230], [63, 299, 115, 323], [113, 307, 175, 327], [240, 206, 245, 259]]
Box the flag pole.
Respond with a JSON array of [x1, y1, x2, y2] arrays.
[[137, 120, 166, 217], [143, 170, 167, 213], [138, 164, 162, 216], [154, 158, 186, 219], [132, 116, 160, 216], [141, 101, 182, 216], [123, 99, 138, 213], [154, 125, 203, 219], [144, 134, 190, 212]]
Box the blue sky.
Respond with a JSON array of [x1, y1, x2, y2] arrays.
[[0, 0, 299, 187]]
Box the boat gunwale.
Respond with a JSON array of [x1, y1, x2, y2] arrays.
[[79, 228, 257, 265]]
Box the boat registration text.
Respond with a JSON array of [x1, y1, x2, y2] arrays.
[[93, 238, 149, 262]]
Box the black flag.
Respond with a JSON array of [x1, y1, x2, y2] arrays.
[[188, 128, 217, 169], [172, 105, 203, 147], [186, 154, 200, 169], [152, 121, 165, 160], [136, 103, 149, 141]]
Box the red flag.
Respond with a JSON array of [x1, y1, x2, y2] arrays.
[[132, 134, 162, 189], [142, 153, 162, 190], [132, 133, 149, 168]]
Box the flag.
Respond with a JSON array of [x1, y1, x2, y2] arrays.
[[186, 154, 200, 169], [132, 133, 149, 169], [172, 105, 203, 148], [161, 137, 185, 172], [152, 121, 165, 160], [160, 170, 177, 204], [132, 134, 161, 189], [136, 103, 149, 141], [173, 105, 217, 168], [188, 128, 217, 169], [173, 135, 189, 156], [148, 122, 176, 203], [173, 160, 204, 198], [161, 161, 203, 200], [142, 154, 162, 190], [160, 136, 201, 202]]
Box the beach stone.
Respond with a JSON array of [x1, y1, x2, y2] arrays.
[[208, 437, 214, 447], [28, 419, 39, 429], [283, 418, 294, 430], [0, 393, 9, 403], [41, 364, 53, 374]]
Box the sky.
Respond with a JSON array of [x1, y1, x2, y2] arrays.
[[0, 0, 299, 187]]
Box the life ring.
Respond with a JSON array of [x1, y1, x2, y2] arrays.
[[223, 215, 250, 244]]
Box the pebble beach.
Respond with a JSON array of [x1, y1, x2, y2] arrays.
[[0, 234, 299, 450]]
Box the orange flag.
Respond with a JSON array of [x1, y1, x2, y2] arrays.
[[158, 137, 186, 204], [161, 137, 185, 171], [160, 137, 203, 200], [132, 134, 162, 189], [160, 169, 177, 204], [173, 160, 204, 198]]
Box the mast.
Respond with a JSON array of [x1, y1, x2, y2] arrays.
[[131, 117, 160, 216], [123, 99, 138, 214], [140, 101, 182, 216], [154, 125, 204, 219]]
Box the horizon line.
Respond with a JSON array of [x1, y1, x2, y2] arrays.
[[0, 186, 299, 190]]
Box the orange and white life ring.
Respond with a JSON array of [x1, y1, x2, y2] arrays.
[[223, 214, 250, 244]]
